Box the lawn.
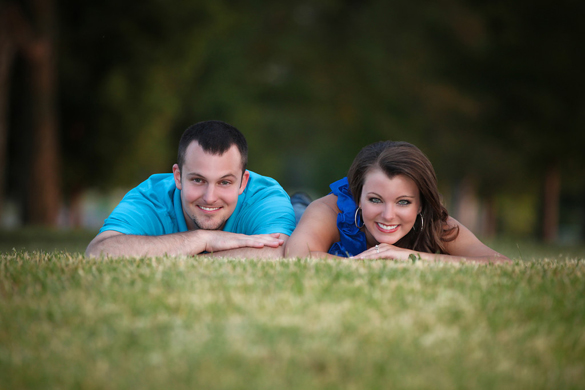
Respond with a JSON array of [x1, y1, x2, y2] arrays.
[[0, 231, 584, 389]]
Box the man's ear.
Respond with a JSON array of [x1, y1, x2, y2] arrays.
[[172, 164, 182, 190], [238, 170, 250, 195]]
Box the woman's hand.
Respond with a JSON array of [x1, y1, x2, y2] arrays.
[[351, 243, 418, 261], [351, 237, 511, 264]]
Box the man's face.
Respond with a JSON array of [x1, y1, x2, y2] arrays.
[[173, 142, 249, 231]]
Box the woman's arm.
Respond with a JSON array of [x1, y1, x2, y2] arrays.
[[353, 217, 511, 264], [440, 217, 510, 262], [284, 194, 344, 259]]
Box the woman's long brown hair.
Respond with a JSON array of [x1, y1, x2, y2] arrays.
[[347, 141, 458, 254]]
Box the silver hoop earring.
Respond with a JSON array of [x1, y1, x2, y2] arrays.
[[354, 207, 364, 229], [419, 213, 424, 231]]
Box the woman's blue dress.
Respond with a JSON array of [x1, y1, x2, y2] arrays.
[[327, 177, 367, 257]]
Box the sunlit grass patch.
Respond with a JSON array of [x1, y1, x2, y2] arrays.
[[1, 252, 584, 389]]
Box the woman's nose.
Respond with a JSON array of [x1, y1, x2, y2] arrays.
[[382, 205, 395, 220]]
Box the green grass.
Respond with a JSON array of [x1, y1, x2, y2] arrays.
[[1, 249, 584, 389]]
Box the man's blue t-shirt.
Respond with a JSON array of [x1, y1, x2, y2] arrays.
[[99, 171, 296, 236]]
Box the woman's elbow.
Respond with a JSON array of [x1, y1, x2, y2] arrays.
[[284, 239, 311, 259]]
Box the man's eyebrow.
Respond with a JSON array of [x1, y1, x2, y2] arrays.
[[218, 173, 238, 179], [186, 172, 238, 179]]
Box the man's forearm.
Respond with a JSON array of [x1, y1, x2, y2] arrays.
[[86, 230, 287, 258], [86, 231, 205, 258], [206, 245, 284, 259]]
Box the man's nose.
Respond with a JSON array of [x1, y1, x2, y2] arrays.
[[202, 185, 218, 203]]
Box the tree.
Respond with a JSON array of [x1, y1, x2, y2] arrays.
[[0, 3, 16, 222], [3, 0, 61, 225], [468, 0, 585, 241]]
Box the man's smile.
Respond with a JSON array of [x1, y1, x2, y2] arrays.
[[198, 205, 222, 212]]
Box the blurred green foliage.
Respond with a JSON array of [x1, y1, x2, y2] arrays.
[[5, 0, 584, 237], [0, 228, 98, 254], [56, 0, 584, 189]]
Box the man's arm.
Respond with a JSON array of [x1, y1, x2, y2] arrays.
[[85, 230, 284, 258], [205, 234, 289, 259]]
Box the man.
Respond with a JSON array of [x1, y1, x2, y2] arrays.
[[86, 120, 296, 258]]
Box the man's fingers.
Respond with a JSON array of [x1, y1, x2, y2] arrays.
[[203, 231, 285, 253], [215, 234, 283, 251], [248, 234, 284, 248]]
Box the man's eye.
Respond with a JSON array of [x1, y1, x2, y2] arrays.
[[192, 178, 203, 183], [220, 181, 231, 186]]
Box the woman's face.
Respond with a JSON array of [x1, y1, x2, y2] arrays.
[[359, 169, 421, 246]]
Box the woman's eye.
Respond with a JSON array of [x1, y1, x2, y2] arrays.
[[398, 200, 411, 206], [369, 197, 382, 204]]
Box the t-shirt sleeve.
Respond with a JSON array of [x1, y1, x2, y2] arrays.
[[99, 187, 175, 236], [235, 184, 296, 236]]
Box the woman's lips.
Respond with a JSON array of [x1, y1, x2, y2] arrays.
[[376, 222, 399, 233]]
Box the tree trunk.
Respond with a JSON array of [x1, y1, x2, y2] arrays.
[[582, 190, 585, 242], [10, 0, 61, 226], [542, 163, 560, 243], [28, 41, 61, 225], [0, 10, 16, 223], [68, 187, 83, 227], [455, 175, 480, 234], [482, 195, 497, 238]]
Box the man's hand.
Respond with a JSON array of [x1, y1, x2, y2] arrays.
[[202, 231, 284, 253], [204, 233, 289, 259]]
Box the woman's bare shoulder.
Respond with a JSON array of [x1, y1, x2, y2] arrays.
[[313, 193, 340, 214], [285, 194, 341, 257]]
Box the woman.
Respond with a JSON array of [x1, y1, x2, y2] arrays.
[[285, 141, 510, 263]]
